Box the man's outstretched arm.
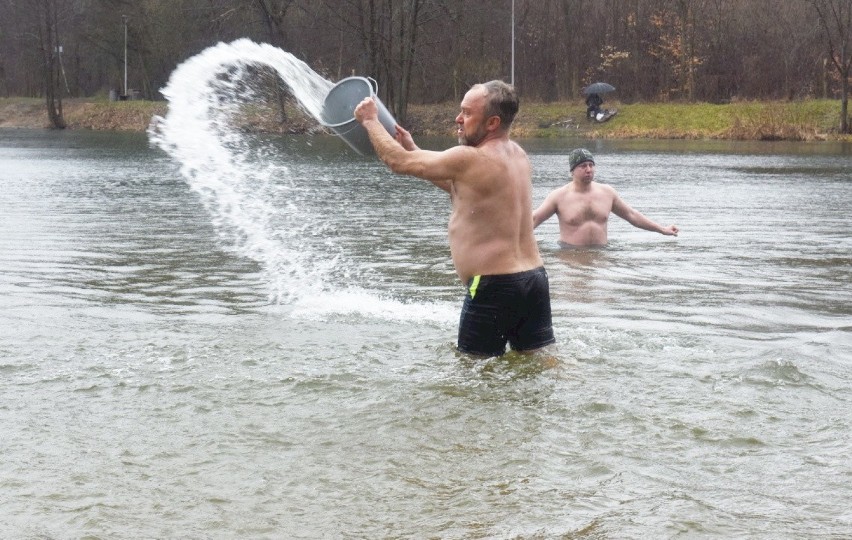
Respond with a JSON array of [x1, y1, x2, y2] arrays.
[[532, 191, 559, 228], [395, 124, 451, 194], [612, 194, 679, 236]]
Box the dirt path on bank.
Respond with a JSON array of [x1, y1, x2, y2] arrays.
[[0, 98, 168, 131], [0, 100, 49, 128]]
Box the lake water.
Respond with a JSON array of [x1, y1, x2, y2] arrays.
[[1, 126, 850, 539], [2, 38, 851, 540]]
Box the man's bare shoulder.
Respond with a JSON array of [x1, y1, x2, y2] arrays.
[[455, 139, 526, 179], [550, 183, 573, 198], [438, 143, 495, 168], [475, 137, 526, 160], [590, 181, 619, 198], [558, 181, 617, 204], [506, 139, 529, 157]]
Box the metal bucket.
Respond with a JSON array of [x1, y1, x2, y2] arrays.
[[320, 76, 397, 156]]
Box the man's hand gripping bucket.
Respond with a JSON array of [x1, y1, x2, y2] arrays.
[[320, 76, 397, 156]]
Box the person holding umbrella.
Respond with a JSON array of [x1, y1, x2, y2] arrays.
[[585, 93, 603, 119], [582, 82, 616, 122]]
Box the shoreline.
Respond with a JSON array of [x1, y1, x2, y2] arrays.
[[1, 97, 850, 142]]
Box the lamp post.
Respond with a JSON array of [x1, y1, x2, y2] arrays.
[[511, 0, 515, 85], [122, 15, 128, 98]]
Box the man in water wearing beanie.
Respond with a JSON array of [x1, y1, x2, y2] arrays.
[[533, 148, 679, 247]]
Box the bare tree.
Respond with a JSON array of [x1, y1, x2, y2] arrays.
[[33, 0, 67, 128], [811, 0, 852, 133], [254, 0, 297, 46], [0, 0, 848, 119]]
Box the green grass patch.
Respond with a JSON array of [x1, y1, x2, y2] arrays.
[[584, 99, 847, 141], [493, 98, 849, 141], [4, 96, 849, 141]]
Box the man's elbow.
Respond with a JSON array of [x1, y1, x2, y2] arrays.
[[386, 158, 416, 176], [532, 209, 550, 228], [384, 154, 425, 177], [375, 146, 406, 173]]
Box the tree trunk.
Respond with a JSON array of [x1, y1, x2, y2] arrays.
[[38, 0, 66, 129], [254, 0, 296, 124], [560, 0, 580, 97], [811, 0, 852, 133], [394, 0, 421, 123], [841, 63, 850, 133]]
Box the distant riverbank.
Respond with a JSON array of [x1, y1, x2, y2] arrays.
[[1, 96, 849, 141]]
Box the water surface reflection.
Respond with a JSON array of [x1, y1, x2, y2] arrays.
[[0, 129, 849, 538]]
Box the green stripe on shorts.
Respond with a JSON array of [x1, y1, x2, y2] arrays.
[[469, 275, 481, 299]]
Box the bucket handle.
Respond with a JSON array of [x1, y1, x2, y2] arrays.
[[367, 77, 378, 95]]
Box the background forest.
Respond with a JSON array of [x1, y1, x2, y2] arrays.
[[1, 0, 850, 131]]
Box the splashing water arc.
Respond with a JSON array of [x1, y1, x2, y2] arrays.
[[148, 39, 456, 325], [148, 39, 335, 304]]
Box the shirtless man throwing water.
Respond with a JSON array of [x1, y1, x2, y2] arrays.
[[354, 81, 554, 357]]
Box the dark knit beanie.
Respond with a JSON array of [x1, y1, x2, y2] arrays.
[[569, 148, 595, 171]]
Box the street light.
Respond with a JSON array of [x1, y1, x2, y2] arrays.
[[122, 15, 128, 98], [511, 0, 515, 85]]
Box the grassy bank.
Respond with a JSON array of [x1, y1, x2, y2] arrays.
[[514, 99, 849, 141], [1, 96, 849, 141]]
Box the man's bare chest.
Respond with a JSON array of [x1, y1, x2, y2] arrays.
[[558, 195, 610, 225]]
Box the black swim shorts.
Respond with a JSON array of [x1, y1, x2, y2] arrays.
[[457, 266, 555, 356]]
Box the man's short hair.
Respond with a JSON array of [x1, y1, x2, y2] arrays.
[[479, 80, 519, 129]]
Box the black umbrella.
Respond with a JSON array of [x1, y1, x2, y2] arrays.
[[582, 82, 616, 95]]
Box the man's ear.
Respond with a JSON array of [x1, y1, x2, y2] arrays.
[[486, 115, 502, 132]]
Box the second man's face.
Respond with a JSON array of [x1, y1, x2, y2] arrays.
[[572, 161, 595, 183]]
